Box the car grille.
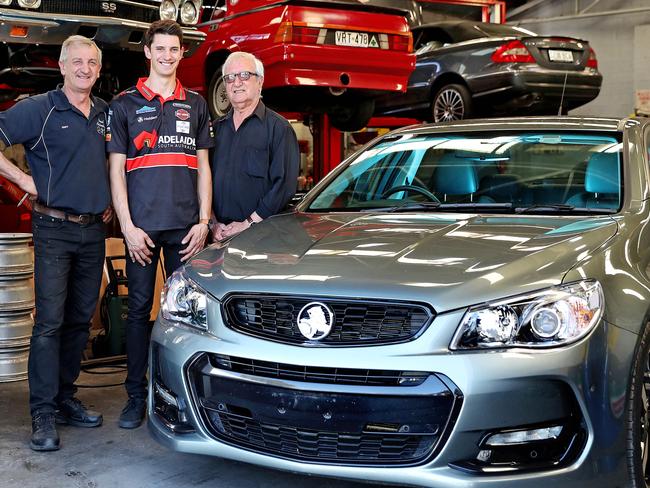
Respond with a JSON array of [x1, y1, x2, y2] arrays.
[[31, 1, 159, 24], [206, 410, 433, 462], [223, 294, 433, 345], [209, 354, 429, 387], [189, 354, 460, 466]]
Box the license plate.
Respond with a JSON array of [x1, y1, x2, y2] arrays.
[[548, 49, 573, 62], [335, 30, 369, 47]]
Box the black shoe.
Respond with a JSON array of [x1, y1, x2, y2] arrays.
[[119, 397, 146, 429], [30, 412, 60, 451], [55, 398, 103, 428]]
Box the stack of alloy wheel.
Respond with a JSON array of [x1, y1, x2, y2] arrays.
[[0, 233, 34, 382]]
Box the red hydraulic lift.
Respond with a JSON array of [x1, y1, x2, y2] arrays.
[[310, 0, 506, 183]]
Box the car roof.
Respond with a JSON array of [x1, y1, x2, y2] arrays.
[[412, 20, 534, 41], [391, 116, 645, 136]]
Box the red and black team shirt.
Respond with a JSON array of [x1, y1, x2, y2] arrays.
[[106, 78, 214, 231]]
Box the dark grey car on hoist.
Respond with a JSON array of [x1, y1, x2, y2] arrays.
[[374, 20, 603, 122]]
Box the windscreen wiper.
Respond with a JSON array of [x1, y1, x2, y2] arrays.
[[512, 203, 619, 214], [363, 202, 518, 213], [515, 203, 576, 214], [366, 201, 442, 213]]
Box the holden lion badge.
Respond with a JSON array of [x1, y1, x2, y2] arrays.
[[297, 302, 334, 340]]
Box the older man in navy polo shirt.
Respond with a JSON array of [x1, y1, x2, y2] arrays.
[[0, 36, 112, 451]]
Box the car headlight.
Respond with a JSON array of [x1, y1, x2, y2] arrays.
[[159, 0, 178, 21], [161, 270, 208, 330], [180, 0, 201, 25], [451, 280, 603, 350], [18, 0, 41, 8]]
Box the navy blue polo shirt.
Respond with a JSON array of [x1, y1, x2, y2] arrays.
[[0, 87, 110, 214], [106, 78, 214, 231]]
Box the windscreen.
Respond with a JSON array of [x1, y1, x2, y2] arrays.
[[308, 132, 622, 214]]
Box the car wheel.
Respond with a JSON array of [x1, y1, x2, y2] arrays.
[[627, 321, 650, 487], [431, 84, 472, 123], [207, 66, 231, 119], [328, 99, 375, 132]]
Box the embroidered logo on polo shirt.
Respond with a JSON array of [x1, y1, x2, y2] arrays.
[[173, 102, 191, 109], [96, 118, 105, 136], [137, 115, 158, 123], [134, 129, 158, 150], [175, 109, 190, 121], [176, 121, 190, 134], [135, 105, 157, 115]]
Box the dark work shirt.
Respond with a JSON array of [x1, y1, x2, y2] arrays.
[[106, 78, 214, 231], [0, 87, 110, 214], [212, 102, 299, 224]]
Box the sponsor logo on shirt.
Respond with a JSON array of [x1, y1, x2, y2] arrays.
[[134, 129, 158, 150], [175, 109, 190, 121], [137, 115, 158, 123], [176, 121, 190, 134], [157, 135, 195, 146], [135, 105, 157, 115], [173, 102, 191, 109]]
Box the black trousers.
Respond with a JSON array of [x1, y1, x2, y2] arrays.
[[124, 228, 187, 399], [29, 213, 105, 416]]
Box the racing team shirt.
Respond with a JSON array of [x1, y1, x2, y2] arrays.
[[106, 78, 213, 231], [0, 87, 110, 214]]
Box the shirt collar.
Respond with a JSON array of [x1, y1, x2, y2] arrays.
[[225, 100, 266, 122], [136, 77, 186, 102], [52, 85, 102, 116]]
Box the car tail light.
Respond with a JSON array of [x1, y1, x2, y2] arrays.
[[274, 21, 293, 43], [390, 32, 413, 53], [274, 21, 320, 44], [586, 47, 598, 69], [491, 40, 535, 63], [293, 25, 320, 44]]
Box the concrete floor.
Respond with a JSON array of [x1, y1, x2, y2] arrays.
[[0, 364, 392, 488]]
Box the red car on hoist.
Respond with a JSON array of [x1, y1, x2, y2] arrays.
[[178, 0, 416, 131]]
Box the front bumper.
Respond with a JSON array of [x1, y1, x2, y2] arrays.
[[0, 8, 205, 55], [149, 306, 633, 487]]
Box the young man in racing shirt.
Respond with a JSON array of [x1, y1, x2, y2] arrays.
[[107, 20, 213, 429]]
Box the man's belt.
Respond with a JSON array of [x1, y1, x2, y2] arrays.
[[33, 202, 102, 225]]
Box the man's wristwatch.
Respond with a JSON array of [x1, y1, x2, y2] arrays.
[[246, 216, 255, 225], [199, 218, 212, 229]]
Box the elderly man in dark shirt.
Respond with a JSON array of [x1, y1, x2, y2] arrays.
[[212, 51, 300, 240]]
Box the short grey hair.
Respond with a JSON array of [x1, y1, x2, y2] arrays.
[[60, 35, 102, 65], [222, 51, 264, 78]]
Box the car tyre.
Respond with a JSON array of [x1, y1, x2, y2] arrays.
[[627, 321, 650, 487], [431, 83, 472, 123], [207, 66, 231, 119], [328, 99, 375, 132]]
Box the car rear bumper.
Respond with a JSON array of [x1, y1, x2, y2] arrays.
[[468, 66, 602, 111], [149, 308, 632, 487], [258, 44, 415, 92], [0, 8, 205, 54]]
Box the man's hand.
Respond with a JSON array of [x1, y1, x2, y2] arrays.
[[212, 221, 227, 242], [101, 206, 114, 224], [180, 223, 209, 262], [20, 175, 37, 199], [222, 220, 251, 238], [124, 225, 154, 266]]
